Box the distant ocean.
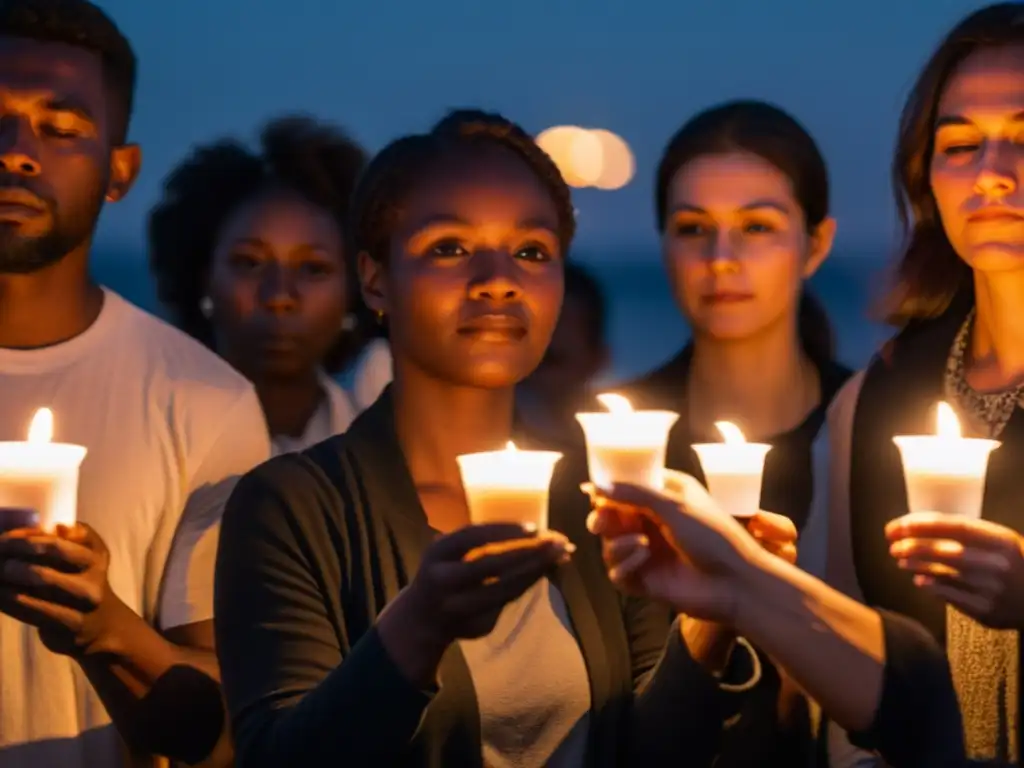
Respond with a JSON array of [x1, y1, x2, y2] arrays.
[[92, 249, 895, 381]]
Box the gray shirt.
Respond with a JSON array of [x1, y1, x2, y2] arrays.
[[460, 579, 591, 768]]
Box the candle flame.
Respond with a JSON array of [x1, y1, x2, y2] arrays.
[[27, 408, 53, 444], [936, 401, 961, 438], [505, 440, 517, 452], [596, 392, 633, 415], [715, 421, 746, 444]]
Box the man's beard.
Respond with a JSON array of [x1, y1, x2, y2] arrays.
[[0, 196, 102, 275]]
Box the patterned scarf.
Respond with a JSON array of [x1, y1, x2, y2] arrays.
[[944, 310, 1020, 764]]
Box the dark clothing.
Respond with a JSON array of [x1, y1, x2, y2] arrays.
[[851, 611, 968, 767], [849, 302, 1023, 764], [214, 390, 742, 768], [617, 347, 851, 766], [621, 346, 852, 534]]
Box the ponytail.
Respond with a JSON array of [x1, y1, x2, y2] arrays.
[[798, 290, 836, 368]]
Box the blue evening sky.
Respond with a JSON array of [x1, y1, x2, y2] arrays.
[[91, 0, 991, 260]]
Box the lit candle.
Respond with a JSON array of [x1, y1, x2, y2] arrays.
[[575, 393, 679, 490], [456, 441, 563, 530], [893, 402, 999, 518], [692, 421, 771, 519], [0, 408, 87, 532]]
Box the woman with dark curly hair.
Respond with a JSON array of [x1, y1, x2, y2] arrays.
[[148, 116, 391, 455]]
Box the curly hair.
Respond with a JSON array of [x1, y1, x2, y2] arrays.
[[348, 109, 576, 326], [0, 0, 136, 143], [148, 115, 368, 373]]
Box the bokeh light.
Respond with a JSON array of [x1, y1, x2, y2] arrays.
[[535, 125, 635, 191]]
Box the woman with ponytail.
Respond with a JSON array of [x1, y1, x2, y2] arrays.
[[619, 99, 852, 764]]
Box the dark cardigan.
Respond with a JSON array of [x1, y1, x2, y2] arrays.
[[214, 390, 741, 767]]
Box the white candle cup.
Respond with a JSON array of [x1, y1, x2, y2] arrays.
[[692, 421, 771, 519], [456, 442, 563, 531], [0, 408, 87, 532], [575, 393, 679, 491], [893, 402, 999, 519]]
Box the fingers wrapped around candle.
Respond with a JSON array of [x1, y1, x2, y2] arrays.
[[887, 512, 1024, 628], [746, 512, 798, 565]]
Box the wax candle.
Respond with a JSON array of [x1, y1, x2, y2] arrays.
[[0, 408, 87, 532], [893, 401, 999, 518], [575, 393, 679, 490], [456, 441, 563, 530], [692, 421, 771, 519]]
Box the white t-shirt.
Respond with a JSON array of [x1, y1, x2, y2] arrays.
[[0, 289, 271, 768]]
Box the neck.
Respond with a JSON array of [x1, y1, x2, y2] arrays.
[[392, 364, 515, 491], [0, 246, 101, 349], [250, 369, 326, 439], [968, 270, 1024, 391], [687, 320, 818, 440]]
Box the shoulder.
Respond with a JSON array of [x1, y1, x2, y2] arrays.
[[826, 369, 867, 444], [226, 433, 357, 531], [111, 293, 253, 398]]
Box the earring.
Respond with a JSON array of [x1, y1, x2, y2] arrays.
[[199, 296, 214, 318], [375, 309, 386, 325], [341, 313, 357, 332]]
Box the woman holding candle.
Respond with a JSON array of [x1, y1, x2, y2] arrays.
[[584, 469, 967, 767], [148, 116, 392, 456], [827, 3, 1024, 765], [615, 100, 852, 764], [625, 99, 850, 574], [213, 109, 797, 768]]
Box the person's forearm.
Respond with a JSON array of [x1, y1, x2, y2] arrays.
[[731, 551, 886, 733], [80, 597, 229, 765]]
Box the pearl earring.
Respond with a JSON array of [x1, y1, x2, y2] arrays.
[[199, 296, 214, 318]]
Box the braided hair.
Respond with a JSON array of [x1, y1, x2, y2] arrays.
[[148, 115, 368, 373], [348, 110, 576, 328]]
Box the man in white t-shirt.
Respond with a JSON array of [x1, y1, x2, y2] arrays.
[[0, 2, 271, 767]]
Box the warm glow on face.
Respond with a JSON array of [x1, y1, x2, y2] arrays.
[[715, 421, 746, 444], [596, 393, 633, 415], [936, 402, 961, 438], [27, 408, 53, 444]]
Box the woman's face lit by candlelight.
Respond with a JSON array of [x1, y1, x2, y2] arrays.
[[930, 44, 1024, 272], [661, 152, 834, 343], [359, 146, 565, 390]]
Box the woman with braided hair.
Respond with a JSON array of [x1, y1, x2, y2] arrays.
[[212, 108, 802, 767], [148, 115, 391, 456]]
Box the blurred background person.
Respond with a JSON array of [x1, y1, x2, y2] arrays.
[[516, 261, 609, 450], [149, 116, 390, 455], [616, 100, 852, 765]]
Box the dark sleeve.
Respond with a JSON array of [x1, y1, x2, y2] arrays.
[[214, 465, 434, 768], [847, 609, 966, 768], [624, 600, 727, 766]]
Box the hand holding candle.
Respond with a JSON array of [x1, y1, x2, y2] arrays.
[[0, 408, 87, 532], [456, 441, 562, 531], [893, 401, 999, 518], [575, 393, 679, 490], [692, 421, 771, 519]]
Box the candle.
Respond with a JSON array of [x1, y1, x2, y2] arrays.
[[893, 401, 999, 519], [456, 441, 563, 530], [692, 421, 771, 519], [0, 408, 87, 532], [575, 393, 679, 490]]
